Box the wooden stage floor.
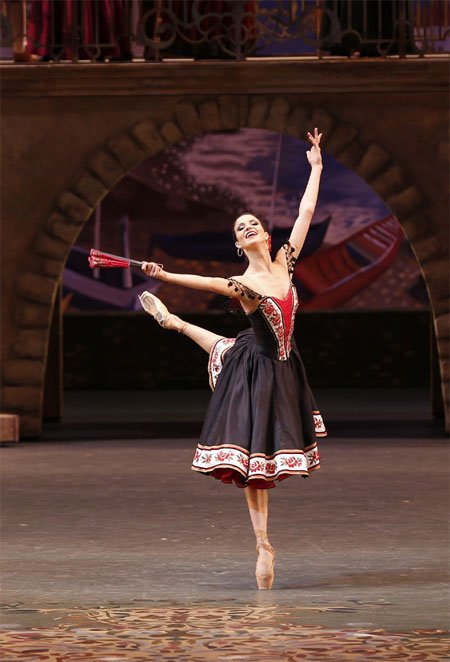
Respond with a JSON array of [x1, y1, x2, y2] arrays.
[[1, 388, 448, 660]]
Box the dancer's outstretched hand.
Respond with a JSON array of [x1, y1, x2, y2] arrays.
[[142, 261, 164, 279], [306, 127, 323, 167]]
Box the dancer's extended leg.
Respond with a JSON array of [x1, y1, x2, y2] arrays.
[[139, 291, 224, 354], [245, 487, 275, 590], [172, 317, 224, 354]]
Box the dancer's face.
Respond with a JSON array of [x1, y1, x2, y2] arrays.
[[234, 215, 268, 251]]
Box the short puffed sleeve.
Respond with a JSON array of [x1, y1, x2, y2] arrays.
[[281, 240, 298, 279]]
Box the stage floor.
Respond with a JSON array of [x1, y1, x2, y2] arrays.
[[1, 388, 448, 660]]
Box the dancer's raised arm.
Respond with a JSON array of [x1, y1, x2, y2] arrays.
[[288, 128, 323, 259], [141, 262, 231, 296]]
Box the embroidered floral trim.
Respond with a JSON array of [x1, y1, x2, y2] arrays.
[[192, 443, 321, 480], [208, 337, 236, 390], [313, 410, 327, 436], [287, 286, 299, 356], [259, 298, 288, 360], [253, 281, 298, 361]]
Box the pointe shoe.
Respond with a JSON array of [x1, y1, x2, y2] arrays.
[[255, 534, 275, 590], [138, 291, 172, 328]]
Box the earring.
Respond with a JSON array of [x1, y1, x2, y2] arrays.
[[237, 247, 243, 257], [267, 235, 272, 252]]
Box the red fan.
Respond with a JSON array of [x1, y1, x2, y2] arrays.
[[88, 249, 162, 270]]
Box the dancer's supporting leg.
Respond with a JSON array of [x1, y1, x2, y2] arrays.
[[140, 292, 275, 588], [245, 487, 275, 590]]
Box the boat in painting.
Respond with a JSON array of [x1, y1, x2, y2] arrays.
[[294, 215, 404, 309]]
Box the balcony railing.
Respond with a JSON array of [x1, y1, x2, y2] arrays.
[[1, 0, 449, 63]]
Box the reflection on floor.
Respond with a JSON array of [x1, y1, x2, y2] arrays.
[[43, 387, 443, 440], [2, 604, 448, 661]]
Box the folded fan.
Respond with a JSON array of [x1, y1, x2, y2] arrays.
[[88, 249, 162, 270]]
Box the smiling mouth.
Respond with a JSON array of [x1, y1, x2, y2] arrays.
[[245, 230, 257, 238]]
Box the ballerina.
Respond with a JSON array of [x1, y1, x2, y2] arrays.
[[140, 128, 326, 589]]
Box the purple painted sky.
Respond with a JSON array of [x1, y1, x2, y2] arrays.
[[66, 128, 425, 311], [177, 129, 391, 244]]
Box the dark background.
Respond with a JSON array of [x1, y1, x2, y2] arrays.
[[64, 309, 431, 390]]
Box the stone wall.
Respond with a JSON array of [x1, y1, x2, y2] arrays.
[[1, 59, 448, 436]]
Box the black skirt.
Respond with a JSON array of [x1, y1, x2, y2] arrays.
[[191, 328, 326, 489]]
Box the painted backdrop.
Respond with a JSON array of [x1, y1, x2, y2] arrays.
[[63, 129, 428, 313]]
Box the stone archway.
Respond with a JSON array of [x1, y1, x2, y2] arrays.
[[3, 94, 448, 436]]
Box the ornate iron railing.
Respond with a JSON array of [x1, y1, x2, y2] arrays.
[[1, 0, 448, 63]]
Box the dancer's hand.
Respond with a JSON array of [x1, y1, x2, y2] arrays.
[[306, 127, 323, 167], [142, 261, 164, 279]]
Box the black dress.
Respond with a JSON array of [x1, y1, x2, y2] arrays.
[[191, 242, 326, 489]]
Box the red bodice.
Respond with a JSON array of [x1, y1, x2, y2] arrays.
[[249, 284, 299, 361]]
